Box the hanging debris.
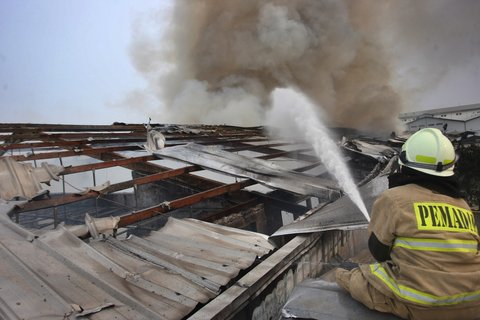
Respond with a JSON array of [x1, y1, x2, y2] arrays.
[[0, 157, 64, 200]]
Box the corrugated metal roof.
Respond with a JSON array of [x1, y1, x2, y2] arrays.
[[0, 123, 395, 319], [0, 202, 275, 319], [155, 143, 340, 198], [0, 157, 63, 200], [271, 158, 397, 237], [271, 175, 387, 236]]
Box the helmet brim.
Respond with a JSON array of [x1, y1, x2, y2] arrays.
[[398, 158, 454, 177]]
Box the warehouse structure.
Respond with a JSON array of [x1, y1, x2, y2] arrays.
[[399, 103, 480, 133], [0, 122, 398, 319]]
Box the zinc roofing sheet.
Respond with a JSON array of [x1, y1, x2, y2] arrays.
[[0, 203, 275, 319], [154, 143, 340, 199]]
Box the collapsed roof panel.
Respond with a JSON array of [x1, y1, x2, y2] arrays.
[[341, 137, 396, 162], [275, 158, 395, 237], [154, 143, 341, 199], [271, 175, 389, 237], [0, 157, 64, 200]]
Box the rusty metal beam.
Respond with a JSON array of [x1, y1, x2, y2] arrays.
[[104, 165, 200, 193], [1, 140, 85, 151], [93, 151, 223, 191], [0, 138, 147, 151], [4, 123, 270, 239], [118, 179, 256, 227], [0, 131, 147, 144], [27, 130, 253, 192], [17, 165, 201, 213], [61, 155, 156, 175], [6, 145, 142, 161], [0, 123, 145, 133]]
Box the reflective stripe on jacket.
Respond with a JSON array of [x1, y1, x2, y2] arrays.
[[370, 263, 480, 306], [393, 237, 478, 253], [361, 183, 480, 307]]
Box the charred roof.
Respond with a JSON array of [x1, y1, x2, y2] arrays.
[[0, 122, 396, 319]]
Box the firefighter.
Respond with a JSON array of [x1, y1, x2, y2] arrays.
[[336, 127, 480, 320]]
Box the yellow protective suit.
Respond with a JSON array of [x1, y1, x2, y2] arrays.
[[336, 183, 480, 320]]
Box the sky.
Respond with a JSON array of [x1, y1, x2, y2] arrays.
[[0, 0, 165, 124], [1, 0, 479, 125]]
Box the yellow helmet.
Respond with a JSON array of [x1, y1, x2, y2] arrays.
[[399, 128, 456, 177]]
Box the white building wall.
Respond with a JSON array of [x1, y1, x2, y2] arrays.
[[399, 104, 480, 124], [437, 110, 480, 121], [407, 117, 466, 133], [466, 117, 480, 133]]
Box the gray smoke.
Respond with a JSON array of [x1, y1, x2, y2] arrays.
[[130, 0, 480, 131], [377, 0, 480, 109]]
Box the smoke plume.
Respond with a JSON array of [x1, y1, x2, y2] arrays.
[[375, 0, 480, 109], [130, 0, 480, 131]]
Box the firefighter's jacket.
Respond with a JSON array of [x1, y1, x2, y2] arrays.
[[360, 183, 480, 307]]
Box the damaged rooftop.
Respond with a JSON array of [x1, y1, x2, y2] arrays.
[[0, 122, 399, 319]]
